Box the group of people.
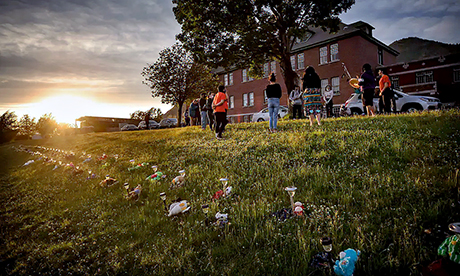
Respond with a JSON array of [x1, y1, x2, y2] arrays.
[[358, 63, 395, 116], [184, 86, 229, 139]]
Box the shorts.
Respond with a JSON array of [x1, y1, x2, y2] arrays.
[[363, 89, 374, 106]]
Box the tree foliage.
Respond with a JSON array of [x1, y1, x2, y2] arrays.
[[130, 108, 163, 122], [142, 43, 220, 126], [130, 110, 147, 120], [0, 110, 18, 143], [18, 114, 37, 137], [173, 0, 355, 94], [36, 113, 58, 138]]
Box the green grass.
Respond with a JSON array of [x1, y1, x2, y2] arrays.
[[1, 110, 459, 275]]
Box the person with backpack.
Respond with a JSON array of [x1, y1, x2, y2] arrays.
[[289, 85, 303, 119]]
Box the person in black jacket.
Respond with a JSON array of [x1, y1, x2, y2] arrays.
[[199, 93, 208, 130], [266, 73, 282, 132], [302, 66, 322, 126]]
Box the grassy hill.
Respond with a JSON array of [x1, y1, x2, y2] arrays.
[[390, 37, 460, 63], [1, 110, 460, 275]]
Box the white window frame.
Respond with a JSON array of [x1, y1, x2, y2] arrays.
[[229, 72, 233, 85], [290, 55, 296, 70], [229, 95, 234, 109], [270, 61, 276, 73], [263, 63, 269, 78], [378, 48, 383, 65], [224, 74, 228, 86], [391, 76, 400, 90], [331, 76, 340, 95], [249, 92, 254, 106], [242, 69, 248, 83], [454, 68, 460, 83], [242, 93, 248, 107], [416, 71, 433, 84], [320, 46, 327, 65], [263, 90, 268, 103], [297, 53, 304, 69], [330, 44, 339, 62]]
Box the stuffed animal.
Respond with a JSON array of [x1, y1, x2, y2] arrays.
[[214, 212, 229, 227], [334, 248, 360, 276], [128, 162, 149, 171], [128, 185, 142, 201], [99, 175, 118, 187], [170, 175, 185, 189], [168, 200, 190, 216]]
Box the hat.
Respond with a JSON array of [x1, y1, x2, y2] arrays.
[[321, 237, 332, 246]]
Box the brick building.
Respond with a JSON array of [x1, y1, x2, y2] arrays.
[[378, 53, 460, 105], [216, 21, 398, 123]]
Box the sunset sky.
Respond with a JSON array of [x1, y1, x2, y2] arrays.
[[1, 0, 459, 124]]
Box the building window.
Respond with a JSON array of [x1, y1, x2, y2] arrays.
[[242, 69, 248, 83], [330, 44, 339, 62], [297, 53, 304, 69], [321, 79, 329, 93], [249, 92, 254, 106], [331, 76, 340, 95], [224, 74, 228, 86], [454, 68, 460, 83], [264, 63, 269, 78], [320, 46, 327, 65], [390, 76, 400, 90], [229, 72, 233, 85], [229, 95, 234, 109], [378, 48, 383, 65], [290, 55, 296, 70], [243, 93, 248, 107], [416, 71, 433, 84], [270, 61, 276, 73]]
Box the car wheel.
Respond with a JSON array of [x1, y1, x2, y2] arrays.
[[402, 104, 423, 113], [257, 118, 264, 122], [350, 108, 362, 115]]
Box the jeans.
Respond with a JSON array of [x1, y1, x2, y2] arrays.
[[201, 111, 208, 129], [268, 98, 280, 130]]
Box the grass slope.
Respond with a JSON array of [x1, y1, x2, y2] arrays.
[[1, 110, 460, 275]]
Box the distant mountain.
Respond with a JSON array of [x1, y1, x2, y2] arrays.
[[389, 37, 460, 63]]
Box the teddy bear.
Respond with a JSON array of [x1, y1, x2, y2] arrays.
[[333, 248, 360, 276]]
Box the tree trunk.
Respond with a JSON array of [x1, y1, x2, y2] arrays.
[[279, 55, 299, 110], [177, 101, 183, 127]]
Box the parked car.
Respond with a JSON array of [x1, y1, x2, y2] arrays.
[[121, 124, 139, 131], [138, 120, 160, 130], [252, 106, 289, 122], [159, 118, 178, 128], [340, 89, 441, 115]]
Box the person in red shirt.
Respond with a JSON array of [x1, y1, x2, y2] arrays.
[[212, 85, 228, 139], [378, 69, 393, 114]]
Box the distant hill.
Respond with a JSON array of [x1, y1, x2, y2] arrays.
[[390, 37, 460, 63]]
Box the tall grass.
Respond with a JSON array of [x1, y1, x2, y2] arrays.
[[1, 110, 459, 275]]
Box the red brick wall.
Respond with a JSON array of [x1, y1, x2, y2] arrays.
[[219, 34, 398, 121]]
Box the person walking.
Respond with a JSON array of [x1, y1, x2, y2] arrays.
[[302, 66, 322, 126], [199, 93, 209, 130], [189, 99, 200, 126], [212, 85, 228, 139], [289, 85, 303, 120], [206, 92, 215, 131], [378, 69, 393, 114], [359, 63, 376, 116], [266, 73, 282, 132]]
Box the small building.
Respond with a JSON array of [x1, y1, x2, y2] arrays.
[[378, 53, 460, 105], [75, 116, 141, 132], [216, 21, 398, 122]]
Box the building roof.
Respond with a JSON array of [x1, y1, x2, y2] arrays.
[[292, 21, 398, 56]]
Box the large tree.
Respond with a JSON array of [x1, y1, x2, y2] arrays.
[[0, 110, 18, 143], [36, 113, 57, 138], [142, 43, 220, 126], [18, 114, 36, 138], [173, 0, 355, 96]]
